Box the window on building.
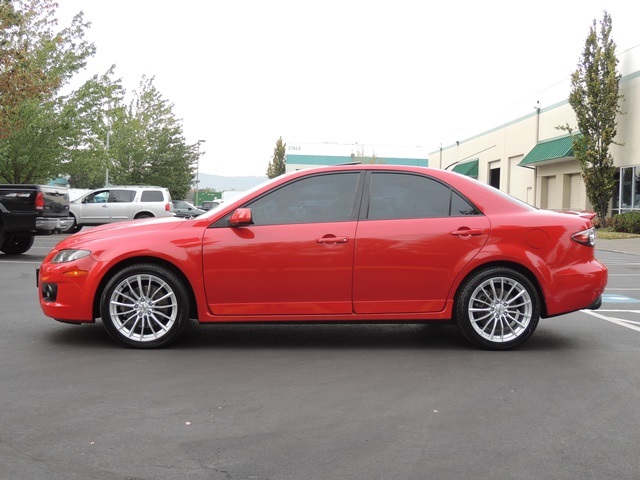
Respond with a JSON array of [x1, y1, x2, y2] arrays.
[[489, 167, 500, 189], [613, 166, 640, 215]]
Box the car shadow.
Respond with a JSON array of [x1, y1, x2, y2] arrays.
[[44, 320, 578, 352], [175, 321, 471, 351]]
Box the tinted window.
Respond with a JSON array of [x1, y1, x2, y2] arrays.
[[248, 173, 360, 225], [85, 191, 109, 203], [367, 172, 477, 219], [141, 190, 164, 202], [110, 190, 135, 203], [450, 190, 479, 216]]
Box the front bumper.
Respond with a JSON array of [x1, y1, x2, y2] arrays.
[[38, 254, 99, 323]]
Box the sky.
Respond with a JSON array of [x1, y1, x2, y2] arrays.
[[53, 1, 640, 177]]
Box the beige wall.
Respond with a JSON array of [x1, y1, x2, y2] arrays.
[[430, 69, 640, 212]]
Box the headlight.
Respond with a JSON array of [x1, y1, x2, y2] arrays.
[[52, 249, 92, 263]]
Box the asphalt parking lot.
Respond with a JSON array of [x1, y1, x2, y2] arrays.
[[1, 234, 639, 479]]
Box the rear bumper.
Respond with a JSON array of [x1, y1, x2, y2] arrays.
[[586, 295, 602, 310], [544, 259, 608, 316], [36, 217, 73, 232], [56, 217, 74, 231]]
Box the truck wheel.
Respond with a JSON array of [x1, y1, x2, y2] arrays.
[[1, 234, 35, 255]]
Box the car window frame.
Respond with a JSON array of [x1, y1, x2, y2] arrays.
[[360, 170, 482, 221], [212, 171, 366, 228]]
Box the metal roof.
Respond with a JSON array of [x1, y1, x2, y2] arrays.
[[452, 159, 479, 178], [519, 135, 575, 166]]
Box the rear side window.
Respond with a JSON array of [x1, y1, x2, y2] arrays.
[[367, 172, 478, 219], [110, 190, 135, 203], [141, 190, 164, 202]]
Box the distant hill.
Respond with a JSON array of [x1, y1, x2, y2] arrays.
[[197, 173, 267, 192]]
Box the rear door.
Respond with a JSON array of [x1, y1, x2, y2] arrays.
[[353, 171, 490, 314], [108, 189, 136, 221], [203, 172, 363, 316]]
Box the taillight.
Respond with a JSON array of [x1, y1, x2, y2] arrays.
[[35, 191, 45, 211], [571, 227, 596, 247], [165, 203, 171, 212]]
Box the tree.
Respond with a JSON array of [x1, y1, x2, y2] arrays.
[[560, 11, 623, 225], [61, 68, 126, 188], [266, 137, 286, 178], [0, 0, 95, 183], [1, 2, 196, 195], [106, 76, 195, 200]]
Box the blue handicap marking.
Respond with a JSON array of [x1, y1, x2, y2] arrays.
[[602, 293, 640, 303]]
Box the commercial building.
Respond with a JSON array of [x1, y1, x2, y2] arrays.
[[429, 45, 640, 216], [285, 142, 428, 172]]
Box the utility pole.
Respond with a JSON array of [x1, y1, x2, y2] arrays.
[[195, 139, 206, 205]]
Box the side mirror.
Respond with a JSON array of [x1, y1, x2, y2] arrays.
[[229, 208, 253, 227]]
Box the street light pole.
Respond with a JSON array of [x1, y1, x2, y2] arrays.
[[195, 139, 206, 205]]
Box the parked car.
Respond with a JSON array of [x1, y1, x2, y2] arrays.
[[172, 200, 205, 218], [199, 200, 221, 211], [38, 165, 607, 350], [65, 186, 173, 233], [0, 184, 72, 255]]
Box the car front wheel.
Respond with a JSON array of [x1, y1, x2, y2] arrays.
[[63, 215, 82, 234], [100, 264, 189, 348], [454, 267, 540, 350]]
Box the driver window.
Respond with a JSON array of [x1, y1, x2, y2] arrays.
[[248, 173, 360, 225], [85, 191, 109, 203]]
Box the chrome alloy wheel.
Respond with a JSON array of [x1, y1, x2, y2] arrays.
[[108, 273, 178, 343], [467, 276, 533, 343]]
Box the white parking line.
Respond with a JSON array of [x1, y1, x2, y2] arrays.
[[582, 310, 640, 332], [0, 260, 41, 265]]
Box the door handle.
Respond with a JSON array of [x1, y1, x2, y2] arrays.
[[315, 235, 349, 244], [451, 228, 483, 237]]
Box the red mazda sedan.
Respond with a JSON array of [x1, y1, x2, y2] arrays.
[[38, 165, 607, 350]]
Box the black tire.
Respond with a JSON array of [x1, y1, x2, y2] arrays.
[[454, 267, 540, 350], [100, 263, 190, 348], [1, 234, 35, 255], [63, 216, 82, 234], [134, 213, 153, 219]]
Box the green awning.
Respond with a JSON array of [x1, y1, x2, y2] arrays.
[[519, 135, 575, 166], [452, 159, 478, 178]]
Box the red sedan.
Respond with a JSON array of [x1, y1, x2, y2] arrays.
[[38, 165, 607, 349]]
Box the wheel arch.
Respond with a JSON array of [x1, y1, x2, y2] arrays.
[[92, 256, 198, 320], [134, 211, 155, 219], [453, 260, 548, 318]]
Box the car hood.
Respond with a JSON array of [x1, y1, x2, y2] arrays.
[[59, 217, 184, 248]]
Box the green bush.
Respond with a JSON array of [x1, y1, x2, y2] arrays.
[[611, 211, 640, 234]]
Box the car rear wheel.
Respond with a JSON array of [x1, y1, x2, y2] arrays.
[[455, 267, 539, 350], [100, 263, 189, 348]]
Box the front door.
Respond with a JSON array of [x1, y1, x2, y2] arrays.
[[79, 190, 110, 224], [203, 172, 363, 316]]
